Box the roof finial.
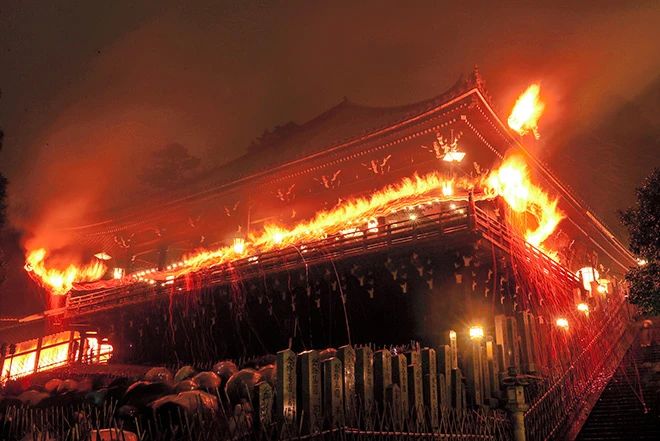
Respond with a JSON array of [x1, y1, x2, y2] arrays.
[[471, 64, 484, 88], [470, 64, 493, 105]]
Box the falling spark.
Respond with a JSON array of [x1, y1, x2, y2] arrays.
[[508, 84, 545, 139]]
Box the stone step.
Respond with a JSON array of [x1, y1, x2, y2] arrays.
[[576, 338, 659, 441]]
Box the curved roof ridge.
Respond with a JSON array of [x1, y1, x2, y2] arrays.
[[326, 72, 472, 114]]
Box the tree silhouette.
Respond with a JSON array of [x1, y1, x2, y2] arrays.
[[139, 142, 201, 191], [620, 168, 660, 315]]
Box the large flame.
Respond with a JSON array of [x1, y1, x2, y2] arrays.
[[25, 248, 107, 296], [507, 84, 545, 139], [24, 156, 564, 293], [180, 173, 467, 271], [485, 155, 563, 257]]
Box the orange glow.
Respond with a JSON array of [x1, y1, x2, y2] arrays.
[[468, 326, 484, 340], [24, 155, 565, 293], [179, 174, 465, 271], [37, 342, 70, 371], [576, 267, 600, 292], [232, 238, 246, 255], [442, 180, 454, 196], [1, 332, 76, 381], [555, 317, 569, 330], [25, 248, 107, 296], [508, 84, 545, 138], [577, 303, 590, 316], [485, 155, 563, 259]]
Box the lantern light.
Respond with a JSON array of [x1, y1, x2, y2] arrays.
[[577, 303, 590, 315], [637, 258, 647, 266], [442, 151, 466, 163], [576, 267, 599, 292], [555, 318, 569, 330], [469, 326, 484, 340]]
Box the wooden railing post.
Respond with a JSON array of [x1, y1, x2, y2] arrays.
[[467, 191, 476, 230]]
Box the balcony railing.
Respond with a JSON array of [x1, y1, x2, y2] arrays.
[[65, 201, 581, 318]]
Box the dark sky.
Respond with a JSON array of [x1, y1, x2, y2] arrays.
[[0, 1, 658, 266]]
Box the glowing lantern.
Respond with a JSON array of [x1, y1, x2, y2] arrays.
[[637, 258, 647, 266], [442, 150, 466, 163], [367, 218, 379, 233], [469, 326, 484, 340], [577, 303, 590, 316], [576, 267, 600, 292], [555, 318, 569, 330]]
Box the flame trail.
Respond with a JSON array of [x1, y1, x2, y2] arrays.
[[24, 248, 107, 296], [508, 84, 545, 138], [25, 154, 566, 294], [484, 155, 564, 258], [179, 173, 466, 271]]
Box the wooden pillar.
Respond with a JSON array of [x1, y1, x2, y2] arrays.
[[466, 339, 484, 407], [486, 338, 501, 399], [406, 347, 424, 425], [322, 357, 345, 428], [252, 381, 273, 431], [276, 349, 297, 425], [297, 350, 322, 433], [338, 345, 356, 424], [518, 311, 537, 373], [373, 349, 392, 409], [355, 347, 374, 416], [391, 353, 409, 416], [421, 348, 439, 429], [437, 345, 452, 406], [33, 337, 43, 375]]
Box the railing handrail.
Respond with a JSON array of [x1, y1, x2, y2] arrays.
[[65, 205, 473, 315]]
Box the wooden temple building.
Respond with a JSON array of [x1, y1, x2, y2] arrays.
[[0, 68, 639, 440]]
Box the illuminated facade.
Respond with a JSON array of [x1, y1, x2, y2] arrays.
[[6, 68, 636, 368]]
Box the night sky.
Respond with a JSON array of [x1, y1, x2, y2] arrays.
[[1, 1, 659, 314]]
